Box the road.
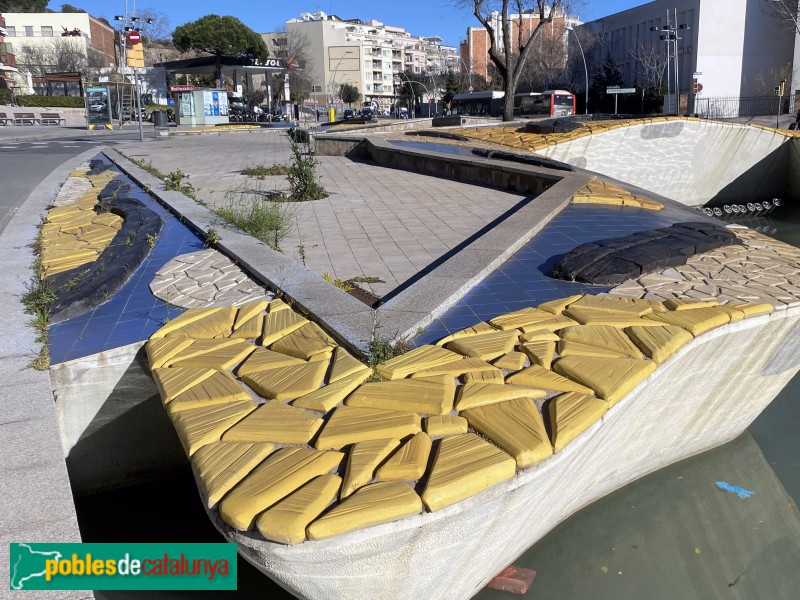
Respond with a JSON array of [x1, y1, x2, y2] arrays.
[[0, 130, 143, 235]]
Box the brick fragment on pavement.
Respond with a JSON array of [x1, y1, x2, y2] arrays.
[[487, 565, 536, 595]]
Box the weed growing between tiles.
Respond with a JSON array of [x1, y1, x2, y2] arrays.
[[241, 164, 290, 178], [22, 224, 53, 370], [286, 139, 327, 202], [215, 182, 295, 251]]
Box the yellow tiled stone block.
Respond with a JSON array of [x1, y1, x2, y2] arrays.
[[328, 347, 369, 383], [234, 300, 269, 329], [167, 370, 252, 414], [506, 364, 594, 395], [434, 322, 497, 346], [489, 307, 557, 330], [256, 474, 342, 544], [345, 375, 455, 415], [152, 367, 217, 403], [221, 400, 324, 445], [236, 348, 305, 377], [261, 309, 308, 346], [728, 303, 774, 318], [340, 438, 400, 499], [145, 337, 193, 369], [270, 322, 337, 359], [625, 325, 694, 364], [167, 339, 256, 370], [408, 357, 501, 379], [375, 345, 464, 380], [229, 314, 264, 340], [557, 339, 630, 359], [456, 382, 545, 411], [663, 298, 719, 311], [164, 305, 237, 339], [421, 433, 516, 512], [306, 480, 422, 540], [219, 447, 344, 531], [92, 213, 122, 229], [548, 392, 608, 452], [192, 441, 275, 508], [519, 330, 561, 343], [425, 415, 469, 437], [462, 397, 552, 468], [559, 324, 643, 357], [151, 307, 226, 339], [714, 305, 747, 322], [463, 370, 506, 383], [292, 368, 371, 413], [519, 341, 555, 369], [553, 356, 657, 406], [570, 295, 653, 316], [564, 308, 664, 328], [171, 400, 257, 456], [643, 307, 731, 336], [537, 295, 583, 315], [241, 360, 327, 400], [376, 432, 432, 481], [517, 315, 577, 333], [492, 351, 528, 372], [446, 330, 518, 361], [315, 406, 422, 450]]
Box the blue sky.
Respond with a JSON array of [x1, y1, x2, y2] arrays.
[[57, 1, 645, 47]]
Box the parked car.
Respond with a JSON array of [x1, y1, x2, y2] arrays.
[[343, 108, 356, 119]]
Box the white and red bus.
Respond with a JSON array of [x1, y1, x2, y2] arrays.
[[514, 90, 576, 117]]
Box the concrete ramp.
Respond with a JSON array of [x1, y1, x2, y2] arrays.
[[537, 119, 793, 206]]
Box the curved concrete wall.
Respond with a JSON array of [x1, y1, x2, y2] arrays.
[[537, 120, 792, 206], [216, 307, 800, 600]]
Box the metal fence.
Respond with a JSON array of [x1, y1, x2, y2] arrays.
[[694, 95, 793, 119]]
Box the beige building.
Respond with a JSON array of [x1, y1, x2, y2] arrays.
[[264, 11, 459, 111], [2, 12, 116, 92]]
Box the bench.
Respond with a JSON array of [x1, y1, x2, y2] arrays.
[[13, 112, 39, 125], [40, 112, 66, 126], [0, 112, 11, 126]]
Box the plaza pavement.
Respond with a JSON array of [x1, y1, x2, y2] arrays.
[[119, 131, 530, 298]]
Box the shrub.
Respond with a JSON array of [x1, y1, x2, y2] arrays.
[[286, 139, 327, 201], [15, 95, 85, 108], [0, 89, 12, 105], [241, 164, 290, 177]]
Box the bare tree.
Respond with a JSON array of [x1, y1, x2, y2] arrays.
[[458, 0, 577, 120], [135, 8, 172, 43], [518, 24, 569, 91], [627, 41, 667, 93], [762, 0, 800, 34]]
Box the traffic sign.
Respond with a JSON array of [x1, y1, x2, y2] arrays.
[[127, 30, 141, 44], [693, 71, 702, 77], [606, 87, 636, 94]]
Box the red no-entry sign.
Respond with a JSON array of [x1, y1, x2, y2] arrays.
[[127, 31, 141, 44]]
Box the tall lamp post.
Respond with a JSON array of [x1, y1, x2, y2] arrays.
[[566, 25, 588, 114], [651, 10, 688, 115], [396, 72, 430, 117]]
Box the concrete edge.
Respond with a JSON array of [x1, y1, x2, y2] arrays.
[[0, 147, 99, 600], [102, 143, 588, 352]]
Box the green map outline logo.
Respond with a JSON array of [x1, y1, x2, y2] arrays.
[[10, 543, 63, 590]]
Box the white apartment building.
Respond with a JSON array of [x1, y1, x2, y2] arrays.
[[265, 11, 458, 109], [577, 0, 795, 114]]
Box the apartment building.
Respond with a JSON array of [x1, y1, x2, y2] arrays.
[[460, 8, 577, 82], [2, 12, 116, 91], [265, 11, 458, 109], [0, 13, 18, 91], [576, 0, 795, 113]]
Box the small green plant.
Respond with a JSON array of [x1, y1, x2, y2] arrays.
[[123, 154, 165, 180], [297, 244, 306, 266], [30, 345, 50, 371], [322, 272, 353, 292], [124, 231, 137, 244], [63, 270, 89, 291], [146, 233, 157, 247], [164, 170, 196, 199], [204, 228, 220, 247], [215, 182, 295, 251], [241, 164, 290, 178], [286, 139, 327, 201], [347, 276, 385, 284]]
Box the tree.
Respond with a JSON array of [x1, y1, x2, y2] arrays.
[[762, 0, 800, 35], [172, 15, 268, 88], [340, 82, 360, 106], [271, 28, 314, 104], [17, 38, 107, 79], [0, 0, 49, 10], [589, 55, 624, 113], [396, 69, 428, 113], [441, 69, 460, 109], [60, 4, 85, 12], [459, 0, 570, 120]]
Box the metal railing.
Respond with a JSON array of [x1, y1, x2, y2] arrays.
[[695, 95, 793, 119]]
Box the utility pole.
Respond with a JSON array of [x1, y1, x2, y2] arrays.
[[651, 10, 688, 115], [115, 7, 153, 142]]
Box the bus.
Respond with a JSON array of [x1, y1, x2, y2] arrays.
[[514, 90, 576, 117], [451, 91, 505, 117]]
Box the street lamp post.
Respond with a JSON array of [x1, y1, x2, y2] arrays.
[[566, 25, 588, 115], [396, 72, 431, 118], [651, 10, 688, 115], [114, 7, 153, 142]]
